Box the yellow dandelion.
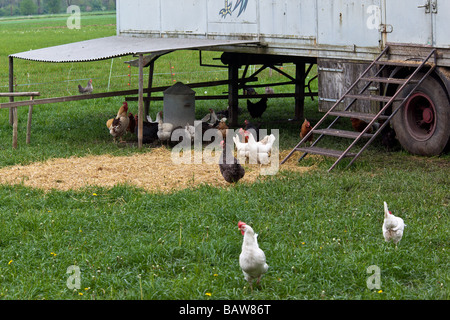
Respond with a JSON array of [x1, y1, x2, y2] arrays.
[[378, 290, 383, 294], [8, 260, 13, 265], [213, 274, 218, 277], [302, 242, 306, 245], [93, 193, 97, 196], [78, 292, 83, 296], [205, 292, 211, 297], [50, 252, 57, 257]]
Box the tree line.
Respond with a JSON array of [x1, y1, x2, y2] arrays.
[[0, 0, 116, 17]]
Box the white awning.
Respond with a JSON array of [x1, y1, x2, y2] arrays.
[[9, 35, 259, 63]]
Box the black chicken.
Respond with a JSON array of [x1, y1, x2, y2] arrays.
[[381, 125, 397, 151], [244, 119, 260, 141], [78, 79, 93, 94], [134, 115, 159, 144], [219, 140, 245, 183], [247, 97, 268, 119]]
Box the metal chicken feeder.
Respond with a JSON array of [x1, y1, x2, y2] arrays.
[[163, 82, 196, 128]]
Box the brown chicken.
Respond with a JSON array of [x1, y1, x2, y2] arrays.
[[108, 102, 130, 143], [127, 112, 136, 133], [300, 118, 313, 144], [350, 118, 373, 133]]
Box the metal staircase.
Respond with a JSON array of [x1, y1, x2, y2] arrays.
[[281, 46, 437, 172]]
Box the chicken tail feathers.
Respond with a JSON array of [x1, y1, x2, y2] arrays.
[[384, 201, 389, 219]]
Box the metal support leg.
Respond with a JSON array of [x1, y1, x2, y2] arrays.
[[228, 62, 239, 126], [295, 61, 306, 121]]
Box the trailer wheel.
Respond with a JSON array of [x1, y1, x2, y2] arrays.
[[392, 75, 450, 156]]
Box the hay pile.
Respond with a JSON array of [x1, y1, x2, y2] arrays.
[[0, 147, 316, 193]]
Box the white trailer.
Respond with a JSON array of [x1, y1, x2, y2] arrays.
[[7, 1, 449, 165], [116, 0, 450, 163]]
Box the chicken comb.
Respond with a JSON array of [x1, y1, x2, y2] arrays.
[[238, 221, 246, 235]]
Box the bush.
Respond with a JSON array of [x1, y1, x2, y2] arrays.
[[20, 0, 37, 16]]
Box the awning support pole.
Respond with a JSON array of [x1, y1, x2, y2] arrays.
[[145, 60, 155, 118], [138, 54, 144, 148], [9, 56, 14, 126]]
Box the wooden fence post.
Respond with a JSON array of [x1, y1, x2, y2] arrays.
[[26, 96, 34, 144], [12, 107, 18, 149]]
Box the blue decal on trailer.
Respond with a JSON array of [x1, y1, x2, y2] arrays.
[[219, 0, 248, 18]]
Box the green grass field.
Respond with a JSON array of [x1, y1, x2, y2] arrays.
[[0, 13, 448, 301]]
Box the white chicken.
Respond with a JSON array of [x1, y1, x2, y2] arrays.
[[147, 111, 161, 124], [247, 133, 276, 164], [157, 111, 174, 143], [233, 133, 249, 159], [200, 108, 219, 126], [382, 201, 405, 248], [238, 221, 269, 291], [184, 123, 195, 142]]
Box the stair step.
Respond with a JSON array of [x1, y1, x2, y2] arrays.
[[296, 146, 356, 158], [313, 128, 374, 139], [360, 77, 406, 85], [345, 94, 392, 102], [374, 60, 427, 68], [328, 111, 389, 121]]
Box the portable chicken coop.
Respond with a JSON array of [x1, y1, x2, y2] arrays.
[[3, 0, 449, 170]]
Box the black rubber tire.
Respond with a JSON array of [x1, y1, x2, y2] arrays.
[[392, 75, 450, 156]]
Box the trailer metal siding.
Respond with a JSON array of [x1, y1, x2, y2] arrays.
[[117, 0, 449, 65]]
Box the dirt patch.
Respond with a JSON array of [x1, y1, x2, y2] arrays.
[[0, 147, 316, 193]]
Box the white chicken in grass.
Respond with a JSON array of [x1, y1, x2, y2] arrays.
[[238, 221, 269, 291], [382, 201, 405, 248]]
